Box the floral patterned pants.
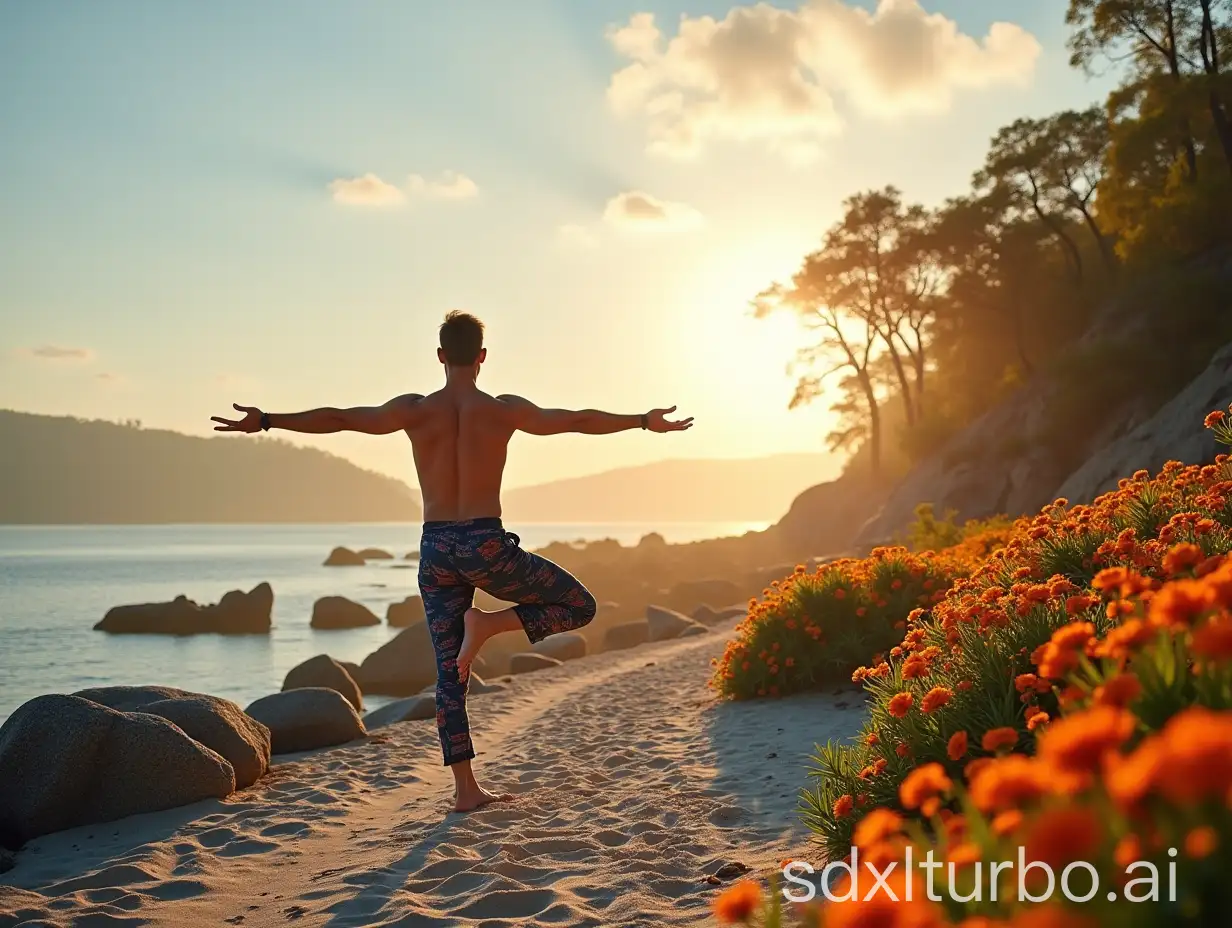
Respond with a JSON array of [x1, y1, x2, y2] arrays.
[[418, 518, 597, 765]]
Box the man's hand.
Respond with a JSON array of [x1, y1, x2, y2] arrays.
[[646, 406, 693, 433], [211, 404, 263, 433]]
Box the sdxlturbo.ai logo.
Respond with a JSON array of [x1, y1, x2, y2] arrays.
[[781, 847, 1179, 904]]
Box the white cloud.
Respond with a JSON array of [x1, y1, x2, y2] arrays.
[[602, 190, 703, 230], [408, 171, 479, 199], [18, 345, 95, 362], [328, 173, 406, 206], [606, 0, 1041, 160]]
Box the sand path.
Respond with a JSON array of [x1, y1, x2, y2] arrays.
[[1, 630, 865, 927]]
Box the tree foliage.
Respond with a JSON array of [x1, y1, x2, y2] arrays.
[[759, 0, 1232, 478]]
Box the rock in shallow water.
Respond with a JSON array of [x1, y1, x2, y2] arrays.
[[311, 596, 380, 630], [0, 694, 235, 850], [323, 546, 365, 566], [94, 582, 273, 635]]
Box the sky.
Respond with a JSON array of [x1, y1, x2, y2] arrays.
[[0, 0, 1117, 489]]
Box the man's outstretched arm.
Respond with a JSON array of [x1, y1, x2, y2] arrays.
[[211, 395, 423, 436], [497, 395, 693, 436]]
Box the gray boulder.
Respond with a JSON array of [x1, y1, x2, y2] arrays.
[[531, 632, 587, 662], [362, 695, 436, 729], [678, 624, 709, 638], [693, 604, 747, 626], [310, 596, 380, 629], [73, 686, 270, 790], [94, 582, 273, 635], [282, 655, 363, 712], [0, 694, 235, 850], [357, 547, 394, 560], [357, 621, 438, 696], [244, 689, 366, 755], [387, 595, 427, 628], [509, 653, 562, 675], [324, 546, 365, 566], [646, 606, 701, 642], [602, 620, 650, 652]]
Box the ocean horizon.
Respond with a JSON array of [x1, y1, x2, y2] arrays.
[[0, 520, 766, 723]]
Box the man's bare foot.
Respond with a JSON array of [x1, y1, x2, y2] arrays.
[[457, 606, 520, 678], [454, 786, 514, 813]]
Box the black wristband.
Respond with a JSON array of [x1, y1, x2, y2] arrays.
[[260, 412, 271, 431], [640, 413, 648, 430]]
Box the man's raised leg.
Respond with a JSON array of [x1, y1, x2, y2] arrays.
[[457, 544, 598, 674]]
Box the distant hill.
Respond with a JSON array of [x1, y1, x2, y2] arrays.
[[0, 410, 420, 524], [501, 453, 840, 523]]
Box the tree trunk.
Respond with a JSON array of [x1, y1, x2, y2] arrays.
[[1198, 0, 1232, 175], [877, 327, 916, 427], [1078, 206, 1118, 275], [858, 369, 882, 479]]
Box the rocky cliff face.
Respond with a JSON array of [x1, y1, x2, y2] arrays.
[[850, 338, 1232, 548], [1055, 341, 1232, 503]]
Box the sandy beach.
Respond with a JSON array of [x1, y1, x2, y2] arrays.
[[0, 627, 866, 927]]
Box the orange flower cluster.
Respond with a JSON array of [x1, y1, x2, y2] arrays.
[[803, 408, 1232, 866], [711, 547, 971, 701]]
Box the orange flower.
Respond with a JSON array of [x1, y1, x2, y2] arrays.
[[1014, 673, 1038, 693], [969, 755, 1049, 813], [852, 808, 904, 848], [921, 686, 953, 714], [1205, 410, 1227, 428], [1023, 806, 1102, 868], [991, 809, 1023, 836], [946, 842, 981, 866], [1153, 708, 1232, 804], [1026, 711, 1049, 731], [1184, 825, 1219, 859], [713, 880, 761, 924], [900, 763, 952, 810], [1192, 616, 1232, 661], [833, 794, 854, 817], [1093, 673, 1142, 708], [947, 730, 969, 761], [1038, 706, 1136, 774], [1113, 833, 1143, 869], [982, 727, 1019, 754], [1104, 738, 1163, 809], [902, 656, 930, 679], [888, 692, 914, 718], [1096, 619, 1156, 660], [1050, 622, 1096, 649], [1148, 579, 1215, 628], [1163, 542, 1203, 576]]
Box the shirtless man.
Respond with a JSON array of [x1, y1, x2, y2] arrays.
[[211, 311, 693, 811]]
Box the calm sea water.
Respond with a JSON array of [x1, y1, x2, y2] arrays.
[[0, 521, 762, 723]]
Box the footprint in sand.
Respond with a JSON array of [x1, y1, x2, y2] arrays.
[[217, 838, 281, 858], [451, 887, 557, 920], [260, 821, 311, 838], [708, 804, 748, 827]]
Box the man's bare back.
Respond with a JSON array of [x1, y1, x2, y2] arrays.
[[211, 311, 691, 813]]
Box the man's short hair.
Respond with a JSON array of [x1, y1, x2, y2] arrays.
[[439, 311, 485, 366]]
